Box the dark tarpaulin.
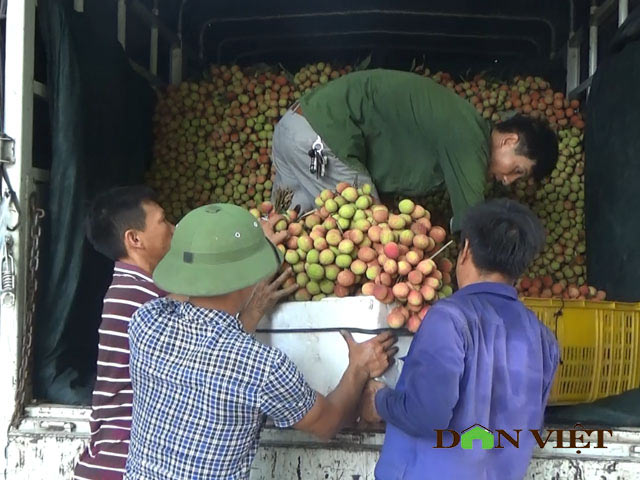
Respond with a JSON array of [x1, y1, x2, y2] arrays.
[[35, 0, 154, 404], [584, 8, 640, 302], [545, 8, 640, 428], [546, 388, 640, 429]]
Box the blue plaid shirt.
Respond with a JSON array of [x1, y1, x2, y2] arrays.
[[124, 298, 316, 480]]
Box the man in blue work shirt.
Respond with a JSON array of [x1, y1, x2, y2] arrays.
[[361, 199, 560, 480]]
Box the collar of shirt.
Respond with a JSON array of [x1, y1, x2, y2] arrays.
[[162, 297, 245, 331], [454, 281, 518, 300], [114, 260, 154, 283]]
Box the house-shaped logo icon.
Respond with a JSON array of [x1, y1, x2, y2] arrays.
[[460, 424, 494, 450]]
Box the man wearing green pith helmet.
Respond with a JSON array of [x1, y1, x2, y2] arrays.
[[124, 203, 397, 480], [272, 69, 559, 231]]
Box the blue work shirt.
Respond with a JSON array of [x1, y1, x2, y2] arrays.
[[375, 282, 559, 480]]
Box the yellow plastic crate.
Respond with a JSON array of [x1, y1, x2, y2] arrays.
[[524, 298, 640, 405]]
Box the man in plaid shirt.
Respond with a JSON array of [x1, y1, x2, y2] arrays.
[[125, 204, 396, 479], [77, 186, 295, 480]]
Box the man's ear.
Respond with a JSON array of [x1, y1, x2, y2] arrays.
[[123, 229, 143, 253], [504, 132, 519, 148], [458, 239, 471, 265]]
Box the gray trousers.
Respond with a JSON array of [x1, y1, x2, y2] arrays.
[[272, 108, 378, 212]]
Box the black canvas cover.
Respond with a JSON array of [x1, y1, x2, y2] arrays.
[[585, 9, 640, 302], [35, 0, 154, 404]]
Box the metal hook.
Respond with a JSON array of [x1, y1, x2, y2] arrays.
[[1, 166, 20, 231]]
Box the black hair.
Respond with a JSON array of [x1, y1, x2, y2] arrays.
[[494, 114, 558, 181], [86, 186, 157, 261], [460, 199, 544, 281]]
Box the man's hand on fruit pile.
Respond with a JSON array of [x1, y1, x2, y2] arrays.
[[341, 330, 398, 380], [260, 214, 288, 245], [239, 268, 298, 331], [359, 379, 385, 425]]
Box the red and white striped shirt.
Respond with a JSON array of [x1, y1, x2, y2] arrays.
[[74, 262, 165, 480]]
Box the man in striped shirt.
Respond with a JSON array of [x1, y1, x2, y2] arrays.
[[75, 186, 294, 479], [74, 186, 174, 480]]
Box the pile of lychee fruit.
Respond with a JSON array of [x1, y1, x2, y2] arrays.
[[250, 182, 455, 331], [516, 276, 606, 301], [148, 60, 607, 301]]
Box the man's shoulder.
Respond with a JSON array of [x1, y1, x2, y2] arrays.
[[130, 297, 166, 327], [427, 292, 508, 330], [100, 267, 164, 331], [108, 265, 165, 300], [428, 296, 469, 322]]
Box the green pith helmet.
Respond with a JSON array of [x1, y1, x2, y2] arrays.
[[153, 203, 283, 296]]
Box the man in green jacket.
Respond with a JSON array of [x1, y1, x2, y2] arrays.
[[271, 69, 558, 231]]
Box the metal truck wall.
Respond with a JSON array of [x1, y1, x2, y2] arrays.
[[585, 8, 640, 303], [34, 0, 154, 404], [7, 427, 640, 479], [157, 0, 574, 87]]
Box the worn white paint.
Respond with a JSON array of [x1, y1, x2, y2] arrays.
[[251, 446, 380, 479], [6, 426, 640, 479], [6, 434, 87, 479]]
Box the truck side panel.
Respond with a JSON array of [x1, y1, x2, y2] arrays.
[[6, 428, 640, 479], [1, 0, 36, 474]]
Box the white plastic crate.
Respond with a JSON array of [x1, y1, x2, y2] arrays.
[[255, 296, 413, 395]]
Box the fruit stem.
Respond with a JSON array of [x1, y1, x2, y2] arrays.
[[428, 240, 454, 261]]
